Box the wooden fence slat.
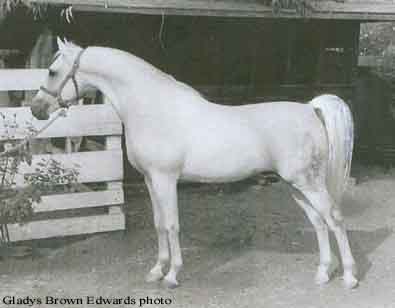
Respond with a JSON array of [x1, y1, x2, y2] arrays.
[[33, 189, 124, 213], [15, 150, 123, 186], [7, 210, 125, 241], [0, 69, 47, 91], [0, 105, 121, 140]]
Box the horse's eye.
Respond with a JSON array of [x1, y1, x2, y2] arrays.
[[48, 69, 56, 77]]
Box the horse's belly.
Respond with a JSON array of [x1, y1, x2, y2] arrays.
[[181, 155, 267, 182], [181, 133, 270, 183]]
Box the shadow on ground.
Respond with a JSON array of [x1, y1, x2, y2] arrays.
[[1, 165, 395, 308]]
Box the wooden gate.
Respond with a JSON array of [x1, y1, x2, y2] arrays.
[[0, 69, 125, 241]]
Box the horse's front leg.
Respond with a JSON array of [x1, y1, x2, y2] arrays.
[[148, 172, 182, 288], [145, 176, 169, 283]]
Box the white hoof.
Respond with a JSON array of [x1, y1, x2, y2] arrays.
[[343, 274, 359, 289], [315, 268, 330, 285], [145, 269, 164, 283], [162, 276, 179, 289]]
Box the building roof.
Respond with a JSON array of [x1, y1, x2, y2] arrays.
[[31, 0, 395, 21]]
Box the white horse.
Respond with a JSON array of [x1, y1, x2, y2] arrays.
[[31, 38, 357, 289]]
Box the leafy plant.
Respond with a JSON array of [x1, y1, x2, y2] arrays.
[[0, 0, 47, 19], [0, 112, 78, 244]]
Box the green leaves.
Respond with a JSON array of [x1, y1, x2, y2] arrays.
[[1, 155, 79, 226], [0, 187, 35, 225], [24, 157, 79, 190], [1, 114, 78, 228], [0, 0, 47, 20]]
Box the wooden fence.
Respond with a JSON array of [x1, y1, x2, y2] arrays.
[[0, 69, 125, 241]]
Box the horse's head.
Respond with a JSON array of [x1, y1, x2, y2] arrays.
[[31, 37, 94, 120]]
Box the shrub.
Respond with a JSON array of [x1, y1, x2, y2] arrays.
[[0, 111, 78, 244]]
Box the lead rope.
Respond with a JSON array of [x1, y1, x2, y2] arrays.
[[2, 49, 85, 158], [0, 108, 68, 158]]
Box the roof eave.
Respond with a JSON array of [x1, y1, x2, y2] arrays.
[[30, 0, 395, 21]]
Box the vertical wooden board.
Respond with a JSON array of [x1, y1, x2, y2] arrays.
[[105, 136, 122, 150], [105, 129, 125, 192]]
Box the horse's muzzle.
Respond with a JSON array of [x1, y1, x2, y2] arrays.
[[30, 99, 50, 120]]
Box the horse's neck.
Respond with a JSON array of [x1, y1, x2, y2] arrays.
[[83, 47, 179, 122]]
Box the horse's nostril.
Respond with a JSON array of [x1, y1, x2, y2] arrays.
[[30, 104, 39, 118], [30, 101, 49, 120], [30, 105, 37, 117]]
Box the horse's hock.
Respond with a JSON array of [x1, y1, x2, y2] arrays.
[[0, 69, 125, 241]]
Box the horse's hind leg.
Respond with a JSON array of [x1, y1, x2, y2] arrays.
[[296, 185, 358, 289], [144, 176, 170, 283], [291, 191, 334, 285]]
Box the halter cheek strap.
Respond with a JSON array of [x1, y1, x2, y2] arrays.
[[40, 48, 85, 108]]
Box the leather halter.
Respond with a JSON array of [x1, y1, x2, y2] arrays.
[[40, 49, 85, 108]]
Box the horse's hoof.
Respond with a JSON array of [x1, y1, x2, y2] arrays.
[[162, 276, 179, 289], [315, 269, 330, 285], [145, 270, 164, 283], [343, 275, 359, 289]]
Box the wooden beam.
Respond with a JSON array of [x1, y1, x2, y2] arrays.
[[15, 150, 123, 186], [0, 69, 47, 91], [30, 0, 395, 21], [32, 189, 124, 213], [7, 209, 125, 241]]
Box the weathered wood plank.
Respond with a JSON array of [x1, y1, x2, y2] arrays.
[[7, 209, 125, 241], [0, 105, 122, 140], [15, 150, 123, 186], [0, 69, 47, 91], [109, 206, 123, 215], [30, 0, 395, 20], [32, 189, 124, 212]]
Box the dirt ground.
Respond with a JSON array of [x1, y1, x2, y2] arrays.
[[1, 163, 395, 308]]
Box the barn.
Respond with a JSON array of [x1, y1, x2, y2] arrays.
[[1, 2, 395, 306], [2, 1, 395, 167], [0, 0, 394, 236]]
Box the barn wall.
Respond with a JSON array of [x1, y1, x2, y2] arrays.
[[46, 13, 360, 179], [51, 13, 359, 102], [353, 67, 395, 165]]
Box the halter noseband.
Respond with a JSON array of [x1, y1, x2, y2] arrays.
[[40, 48, 85, 109]]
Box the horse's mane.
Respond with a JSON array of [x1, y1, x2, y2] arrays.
[[119, 49, 204, 99], [60, 41, 204, 99]]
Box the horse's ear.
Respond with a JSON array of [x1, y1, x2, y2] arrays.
[[56, 37, 65, 51]]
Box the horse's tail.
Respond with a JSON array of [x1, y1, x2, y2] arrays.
[[310, 94, 354, 205]]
